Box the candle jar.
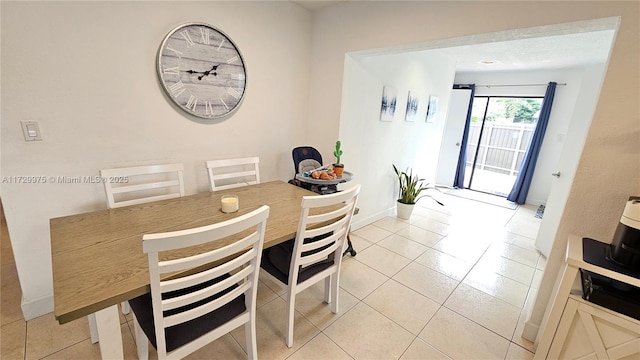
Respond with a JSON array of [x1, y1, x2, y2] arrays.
[[221, 195, 239, 213]]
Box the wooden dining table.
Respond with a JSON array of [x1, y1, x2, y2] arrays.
[[50, 180, 321, 359]]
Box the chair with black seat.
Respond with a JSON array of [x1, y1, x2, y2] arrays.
[[290, 146, 357, 257], [88, 163, 186, 343], [260, 184, 360, 347], [129, 205, 270, 360]]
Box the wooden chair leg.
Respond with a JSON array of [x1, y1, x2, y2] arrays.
[[324, 276, 332, 304], [245, 316, 258, 360], [330, 274, 339, 313], [132, 313, 149, 360], [286, 293, 295, 348], [121, 301, 130, 315], [88, 313, 99, 343]]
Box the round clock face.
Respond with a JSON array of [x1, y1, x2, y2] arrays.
[[157, 23, 247, 119]]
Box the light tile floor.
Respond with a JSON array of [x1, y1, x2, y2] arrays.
[[1, 193, 545, 359]]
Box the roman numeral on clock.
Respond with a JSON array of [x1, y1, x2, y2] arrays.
[[166, 45, 183, 58], [186, 95, 198, 111], [168, 81, 185, 97], [162, 65, 180, 75], [180, 30, 195, 47], [200, 28, 210, 45], [227, 87, 241, 100], [204, 100, 214, 116], [217, 38, 226, 51]]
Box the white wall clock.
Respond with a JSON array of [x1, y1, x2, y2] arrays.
[[157, 23, 247, 119]]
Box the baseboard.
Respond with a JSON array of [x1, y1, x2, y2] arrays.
[[350, 207, 393, 231], [22, 295, 54, 320], [522, 319, 540, 344], [525, 198, 547, 207]]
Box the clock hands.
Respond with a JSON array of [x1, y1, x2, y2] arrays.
[[199, 64, 219, 80], [186, 64, 220, 80]]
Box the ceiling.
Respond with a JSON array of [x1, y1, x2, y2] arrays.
[[292, 1, 615, 73], [436, 30, 615, 73], [292, 1, 346, 12]]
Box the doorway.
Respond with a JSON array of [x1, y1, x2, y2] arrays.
[[462, 96, 543, 197]]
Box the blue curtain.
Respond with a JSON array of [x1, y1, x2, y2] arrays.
[[453, 84, 475, 188], [507, 82, 557, 204]]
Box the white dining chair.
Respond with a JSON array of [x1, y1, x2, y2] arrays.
[[100, 163, 185, 209], [206, 157, 260, 191], [88, 163, 186, 343], [259, 184, 361, 347], [129, 205, 269, 360]]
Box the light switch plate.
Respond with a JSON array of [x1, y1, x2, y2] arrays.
[[21, 121, 42, 141]]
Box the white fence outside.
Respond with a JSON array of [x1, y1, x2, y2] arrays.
[[464, 122, 536, 196], [466, 122, 536, 176]]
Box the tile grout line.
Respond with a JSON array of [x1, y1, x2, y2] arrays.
[[384, 201, 538, 358]]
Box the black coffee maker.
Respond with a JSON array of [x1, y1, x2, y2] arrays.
[[609, 196, 640, 269], [580, 196, 640, 321]]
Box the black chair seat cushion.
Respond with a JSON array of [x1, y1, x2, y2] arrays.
[[129, 273, 246, 353], [261, 233, 334, 285]]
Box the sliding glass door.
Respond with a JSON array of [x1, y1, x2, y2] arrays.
[[462, 96, 543, 197]]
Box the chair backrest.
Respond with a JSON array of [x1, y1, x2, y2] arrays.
[[143, 205, 269, 358], [100, 163, 185, 209], [292, 147, 323, 174], [206, 157, 260, 192], [289, 184, 361, 284]]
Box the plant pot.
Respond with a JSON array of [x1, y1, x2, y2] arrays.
[[333, 164, 344, 177], [396, 201, 415, 220]]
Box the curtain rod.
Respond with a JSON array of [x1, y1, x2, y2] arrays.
[[474, 83, 567, 88]]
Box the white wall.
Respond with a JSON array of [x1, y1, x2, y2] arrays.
[[454, 66, 607, 205], [2, 1, 638, 341], [1, 1, 312, 318], [308, 1, 638, 343], [340, 51, 456, 227]]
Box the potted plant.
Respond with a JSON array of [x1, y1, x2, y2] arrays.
[[393, 164, 443, 219], [333, 140, 344, 177]]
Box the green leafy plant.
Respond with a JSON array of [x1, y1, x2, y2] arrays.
[[333, 141, 343, 165], [393, 164, 443, 205]]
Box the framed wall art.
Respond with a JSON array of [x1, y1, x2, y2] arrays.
[[426, 95, 438, 123], [405, 91, 419, 122], [380, 85, 397, 122]]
